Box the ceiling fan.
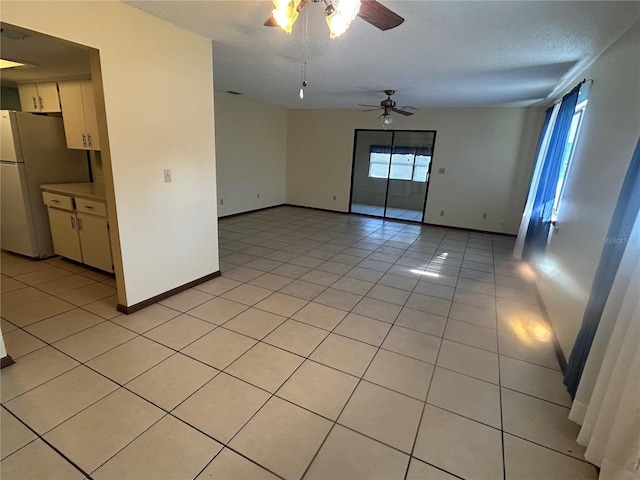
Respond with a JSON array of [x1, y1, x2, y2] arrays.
[[360, 90, 416, 124], [264, 0, 404, 39]]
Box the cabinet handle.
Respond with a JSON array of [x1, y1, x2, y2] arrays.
[[88, 134, 92, 148], [70, 216, 76, 229], [32, 96, 37, 109], [82, 134, 87, 148], [78, 218, 83, 231], [38, 96, 44, 109], [83, 205, 94, 210], [51, 199, 60, 204]]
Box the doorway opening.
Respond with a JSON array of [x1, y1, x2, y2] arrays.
[[349, 129, 436, 222]]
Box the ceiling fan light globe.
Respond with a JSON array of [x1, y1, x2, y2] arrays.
[[326, 0, 360, 38], [272, 0, 301, 33], [383, 115, 393, 125]]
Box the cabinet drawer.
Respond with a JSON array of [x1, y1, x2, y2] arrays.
[[75, 198, 107, 217], [43, 192, 74, 210]]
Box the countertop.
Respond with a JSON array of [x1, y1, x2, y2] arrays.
[[41, 182, 107, 201]]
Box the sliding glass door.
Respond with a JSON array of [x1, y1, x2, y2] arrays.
[[350, 129, 435, 222]]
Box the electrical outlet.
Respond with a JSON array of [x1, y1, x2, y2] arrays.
[[164, 169, 172, 182], [482, 213, 487, 219], [440, 210, 445, 217], [333, 195, 336, 201], [438, 168, 445, 174], [220, 198, 224, 205]]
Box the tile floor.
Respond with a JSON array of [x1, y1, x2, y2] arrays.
[[0, 206, 598, 479], [351, 203, 424, 222]]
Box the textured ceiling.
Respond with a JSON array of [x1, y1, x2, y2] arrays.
[[126, 1, 640, 109]]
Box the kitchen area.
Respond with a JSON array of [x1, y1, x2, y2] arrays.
[[1, 24, 114, 275]]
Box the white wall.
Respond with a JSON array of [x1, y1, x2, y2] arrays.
[[3, 2, 219, 307], [214, 92, 287, 217], [286, 107, 544, 234], [535, 21, 640, 356]]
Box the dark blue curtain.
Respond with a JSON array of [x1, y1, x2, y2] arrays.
[[371, 145, 433, 156], [523, 86, 581, 258], [564, 136, 640, 396], [370, 145, 392, 154]]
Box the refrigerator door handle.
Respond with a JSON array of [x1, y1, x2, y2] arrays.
[[71, 215, 76, 229]]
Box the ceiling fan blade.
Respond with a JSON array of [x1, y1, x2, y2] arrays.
[[264, 15, 278, 27], [358, 0, 405, 31], [392, 108, 413, 116], [361, 108, 383, 112], [359, 104, 382, 108], [396, 105, 417, 110]]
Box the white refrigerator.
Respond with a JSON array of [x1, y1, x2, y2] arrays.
[[1, 110, 90, 258]]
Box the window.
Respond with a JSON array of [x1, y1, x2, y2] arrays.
[[552, 98, 588, 217], [368, 146, 431, 182]]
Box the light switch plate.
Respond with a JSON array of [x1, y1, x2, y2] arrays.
[[164, 169, 172, 182]]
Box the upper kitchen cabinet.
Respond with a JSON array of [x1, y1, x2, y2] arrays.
[[58, 79, 100, 151], [18, 82, 61, 113]]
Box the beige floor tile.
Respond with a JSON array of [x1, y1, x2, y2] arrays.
[[427, 367, 501, 428], [223, 308, 286, 340], [157, 288, 214, 312], [1, 408, 37, 460], [173, 372, 270, 443], [364, 349, 434, 400], [187, 297, 248, 325], [2, 296, 75, 327], [503, 434, 598, 480], [44, 389, 164, 473], [500, 356, 572, 407], [110, 303, 180, 333], [456, 277, 496, 296], [229, 396, 332, 480], [496, 284, 538, 304], [292, 302, 347, 330], [222, 284, 275, 306], [126, 353, 217, 411], [496, 297, 545, 332], [414, 405, 503, 480], [1, 277, 27, 293], [502, 388, 585, 459], [314, 288, 362, 311], [0, 346, 79, 402], [25, 308, 104, 343], [181, 328, 256, 369], [279, 279, 327, 300], [244, 258, 284, 272], [305, 424, 409, 480], [82, 295, 121, 319], [92, 415, 221, 480], [310, 334, 377, 377], [249, 273, 294, 291], [226, 342, 304, 392], [193, 276, 242, 295], [381, 326, 440, 364], [57, 283, 117, 306], [453, 288, 496, 312], [412, 281, 455, 300], [331, 276, 375, 295], [299, 270, 342, 287], [406, 458, 458, 480], [13, 267, 74, 286], [277, 360, 358, 420], [405, 292, 451, 317], [196, 448, 280, 480], [366, 284, 410, 305], [317, 260, 354, 275], [378, 273, 418, 292], [87, 336, 173, 384], [53, 322, 137, 363], [79, 270, 112, 282], [42, 257, 87, 273], [37, 274, 96, 295], [223, 266, 265, 282], [2, 329, 46, 358], [5, 366, 118, 434], [143, 314, 215, 350], [338, 380, 423, 453], [436, 339, 499, 384], [333, 313, 391, 346], [100, 277, 117, 288], [1, 318, 18, 334], [345, 266, 384, 283], [395, 308, 447, 337], [443, 318, 498, 352], [498, 331, 560, 370], [448, 301, 496, 329], [352, 297, 402, 323], [263, 319, 328, 356], [254, 292, 308, 317], [0, 439, 84, 480]]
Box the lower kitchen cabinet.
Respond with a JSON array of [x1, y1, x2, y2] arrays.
[[43, 191, 113, 273]]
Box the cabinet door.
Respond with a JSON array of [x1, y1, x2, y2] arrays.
[[36, 82, 61, 113], [58, 81, 88, 150], [47, 208, 82, 262], [80, 80, 100, 150], [77, 213, 113, 272], [18, 84, 39, 112]]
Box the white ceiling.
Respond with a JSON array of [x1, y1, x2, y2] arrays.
[[126, 0, 640, 109]]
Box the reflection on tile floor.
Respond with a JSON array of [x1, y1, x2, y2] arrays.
[[351, 203, 423, 222], [1, 206, 597, 479]]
